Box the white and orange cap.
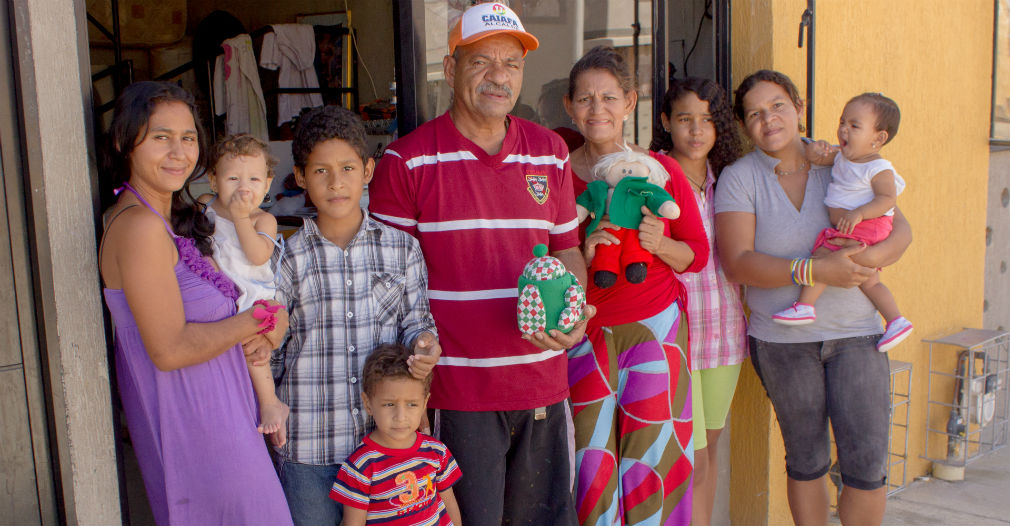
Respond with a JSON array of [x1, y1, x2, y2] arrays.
[[448, 2, 540, 57]]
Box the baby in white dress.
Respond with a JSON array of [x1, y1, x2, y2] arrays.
[[200, 134, 289, 443], [773, 93, 912, 353]]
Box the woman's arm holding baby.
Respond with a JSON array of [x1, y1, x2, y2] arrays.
[[717, 210, 874, 288], [849, 206, 912, 269], [834, 170, 897, 234]]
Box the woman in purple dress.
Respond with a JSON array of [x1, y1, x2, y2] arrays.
[[99, 81, 293, 526]]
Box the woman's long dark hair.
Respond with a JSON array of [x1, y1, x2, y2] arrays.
[[650, 77, 741, 178], [100, 81, 214, 256]]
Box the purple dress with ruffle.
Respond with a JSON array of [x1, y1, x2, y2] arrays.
[[103, 205, 292, 525]]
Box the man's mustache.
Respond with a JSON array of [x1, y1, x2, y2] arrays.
[[477, 82, 513, 98]]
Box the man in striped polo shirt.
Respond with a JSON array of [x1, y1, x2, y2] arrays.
[[369, 3, 593, 525]]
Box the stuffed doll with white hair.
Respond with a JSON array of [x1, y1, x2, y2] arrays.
[[576, 150, 681, 288]]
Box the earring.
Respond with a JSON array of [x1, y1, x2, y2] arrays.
[[623, 115, 629, 121]]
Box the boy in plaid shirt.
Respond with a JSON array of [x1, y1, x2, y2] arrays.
[[271, 106, 441, 526]]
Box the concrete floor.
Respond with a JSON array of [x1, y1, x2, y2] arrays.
[[831, 446, 1010, 526], [120, 413, 1004, 526]]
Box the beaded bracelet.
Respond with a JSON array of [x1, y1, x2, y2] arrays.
[[790, 258, 815, 287], [252, 300, 285, 334]]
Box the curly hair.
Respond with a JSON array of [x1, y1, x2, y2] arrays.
[[733, 69, 805, 122], [846, 92, 901, 144], [361, 343, 431, 397], [649, 77, 741, 178], [291, 105, 368, 169], [210, 134, 279, 178], [100, 81, 214, 256]]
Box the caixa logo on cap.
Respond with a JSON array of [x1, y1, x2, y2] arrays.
[[482, 3, 520, 29]]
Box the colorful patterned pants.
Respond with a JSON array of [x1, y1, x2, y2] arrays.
[[567, 301, 693, 526]]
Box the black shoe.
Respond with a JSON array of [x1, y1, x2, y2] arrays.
[[625, 263, 648, 284], [594, 270, 617, 288]]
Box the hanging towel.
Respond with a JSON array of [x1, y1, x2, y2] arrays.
[[213, 34, 269, 140], [259, 24, 324, 125]]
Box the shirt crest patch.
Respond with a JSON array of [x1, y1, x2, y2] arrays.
[[526, 175, 549, 204]]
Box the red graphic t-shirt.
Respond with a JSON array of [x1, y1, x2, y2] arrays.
[[330, 433, 462, 525]]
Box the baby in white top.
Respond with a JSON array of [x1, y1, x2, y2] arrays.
[[774, 93, 912, 352], [199, 134, 289, 443]]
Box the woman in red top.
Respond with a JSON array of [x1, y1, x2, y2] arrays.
[[563, 46, 709, 526]]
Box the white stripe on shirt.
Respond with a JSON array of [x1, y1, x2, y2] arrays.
[[439, 349, 565, 367], [402, 150, 479, 169], [271, 215, 436, 465], [550, 217, 579, 235], [502, 153, 568, 170], [417, 218, 556, 232], [371, 212, 418, 227], [428, 288, 517, 301]]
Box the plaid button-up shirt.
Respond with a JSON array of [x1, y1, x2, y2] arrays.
[[681, 165, 749, 370], [271, 212, 436, 465]]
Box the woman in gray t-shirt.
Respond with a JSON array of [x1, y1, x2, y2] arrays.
[[713, 70, 911, 526]]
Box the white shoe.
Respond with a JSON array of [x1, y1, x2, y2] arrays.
[[877, 316, 913, 352], [772, 302, 816, 325]]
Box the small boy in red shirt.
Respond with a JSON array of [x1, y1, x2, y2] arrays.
[[330, 344, 462, 525]]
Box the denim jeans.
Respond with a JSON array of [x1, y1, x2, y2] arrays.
[[276, 459, 344, 526], [749, 334, 889, 490]]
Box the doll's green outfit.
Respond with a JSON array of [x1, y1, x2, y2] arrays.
[[576, 177, 675, 284]]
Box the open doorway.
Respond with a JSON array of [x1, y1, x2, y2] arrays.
[[85, 2, 399, 522]]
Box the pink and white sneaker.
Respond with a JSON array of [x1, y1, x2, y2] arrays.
[[772, 302, 816, 325], [877, 316, 913, 352]]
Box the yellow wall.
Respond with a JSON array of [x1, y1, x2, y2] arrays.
[[730, 1, 993, 524]]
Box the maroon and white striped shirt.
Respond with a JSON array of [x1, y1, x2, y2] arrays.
[[369, 113, 580, 411]]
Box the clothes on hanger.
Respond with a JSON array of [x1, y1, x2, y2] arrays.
[[213, 34, 269, 140], [259, 24, 324, 126]]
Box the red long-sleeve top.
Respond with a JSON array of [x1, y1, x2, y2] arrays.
[[573, 151, 709, 327]]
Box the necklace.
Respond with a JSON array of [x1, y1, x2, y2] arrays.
[[582, 141, 628, 172], [774, 160, 809, 177], [672, 157, 707, 193], [686, 173, 706, 193], [582, 146, 594, 171]]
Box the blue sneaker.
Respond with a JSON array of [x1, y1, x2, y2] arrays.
[[877, 316, 913, 352]]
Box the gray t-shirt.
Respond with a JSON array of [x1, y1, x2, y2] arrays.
[[713, 149, 883, 343]]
